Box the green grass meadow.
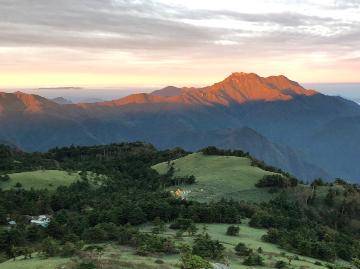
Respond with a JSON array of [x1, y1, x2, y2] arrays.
[[0, 256, 69, 269], [153, 152, 277, 202], [0, 170, 80, 190]]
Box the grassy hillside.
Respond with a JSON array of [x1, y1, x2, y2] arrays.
[[153, 152, 277, 202], [0, 256, 68, 269], [139, 222, 333, 269], [2, 222, 334, 269], [0, 170, 81, 190], [1, 143, 357, 269]]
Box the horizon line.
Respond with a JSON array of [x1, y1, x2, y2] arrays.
[[2, 81, 360, 90]]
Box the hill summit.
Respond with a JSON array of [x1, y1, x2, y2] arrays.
[[92, 72, 318, 107], [0, 91, 60, 113], [178, 72, 318, 105]]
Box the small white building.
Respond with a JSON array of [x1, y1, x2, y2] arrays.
[[8, 220, 16, 226], [30, 215, 51, 227]]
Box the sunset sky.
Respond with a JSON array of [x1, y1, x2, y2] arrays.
[[0, 0, 359, 88]]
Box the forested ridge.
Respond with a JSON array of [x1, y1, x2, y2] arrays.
[[0, 143, 359, 268]]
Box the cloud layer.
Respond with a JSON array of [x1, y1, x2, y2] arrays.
[[0, 0, 359, 87]]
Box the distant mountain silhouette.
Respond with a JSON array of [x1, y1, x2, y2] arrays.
[[80, 98, 104, 103], [0, 73, 359, 181], [52, 97, 73, 105]]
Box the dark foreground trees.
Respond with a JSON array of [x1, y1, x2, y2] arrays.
[[0, 142, 359, 267]]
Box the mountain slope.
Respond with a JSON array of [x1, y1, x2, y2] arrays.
[[152, 152, 277, 202], [151, 86, 182, 97], [308, 116, 360, 180], [90, 72, 317, 107], [1, 73, 360, 181], [0, 92, 102, 151], [0, 91, 62, 113]]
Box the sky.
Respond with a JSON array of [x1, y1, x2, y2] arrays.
[[0, 0, 360, 89]]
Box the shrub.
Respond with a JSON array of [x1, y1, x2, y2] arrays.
[[311, 242, 336, 261], [234, 243, 252, 256], [170, 218, 194, 230], [275, 260, 288, 268], [262, 228, 280, 243], [117, 225, 139, 245], [77, 262, 96, 269], [311, 178, 326, 187], [170, 175, 196, 186], [192, 233, 224, 260], [170, 218, 197, 235], [226, 225, 239, 236], [256, 175, 297, 188], [0, 175, 10, 182], [243, 253, 264, 266], [60, 242, 77, 257], [181, 253, 212, 269], [82, 226, 107, 243], [201, 146, 248, 157], [352, 258, 360, 269], [136, 234, 177, 255], [40, 237, 61, 257], [152, 217, 166, 234], [136, 245, 149, 256]]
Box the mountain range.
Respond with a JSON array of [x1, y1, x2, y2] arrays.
[[1, 72, 359, 182]]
